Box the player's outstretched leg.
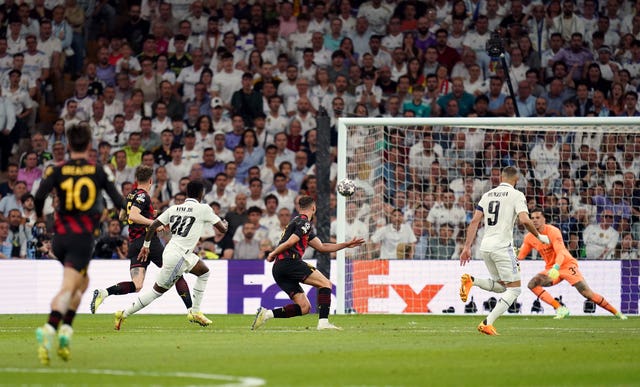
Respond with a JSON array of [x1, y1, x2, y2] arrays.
[[251, 303, 307, 330], [115, 288, 163, 330], [91, 281, 137, 313], [575, 282, 627, 319], [460, 274, 473, 302], [461, 275, 507, 303]]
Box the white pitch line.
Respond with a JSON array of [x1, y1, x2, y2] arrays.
[[0, 368, 265, 387]]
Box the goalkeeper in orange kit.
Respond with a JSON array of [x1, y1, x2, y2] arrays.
[[518, 208, 627, 319]]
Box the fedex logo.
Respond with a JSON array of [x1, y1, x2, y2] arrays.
[[351, 261, 444, 314]]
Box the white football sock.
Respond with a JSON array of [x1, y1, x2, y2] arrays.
[[486, 287, 521, 325], [125, 288, 162, 317], [474, 278, 506, 293], [191, 270, 210, 313]]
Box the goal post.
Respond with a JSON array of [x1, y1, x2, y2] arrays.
[[335, 116, 640, 315]]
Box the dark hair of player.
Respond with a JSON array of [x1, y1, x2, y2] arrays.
[[66, 124, 92, 152], [135, 165, 154, 183], [186, 180, 205, 199], [530, 207, 545, 216], [298, 195, 315, 209]]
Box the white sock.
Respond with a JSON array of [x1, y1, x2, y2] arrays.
[[191, 271, 210, 313], [266, 309, 274, 319], [125, 288, 162, 317], [486, 287, 521, 325], [318, 318, 329, 325], [474, 278, 506, 293]]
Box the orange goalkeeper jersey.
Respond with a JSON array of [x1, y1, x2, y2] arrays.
[[517, 224, 578, 269]]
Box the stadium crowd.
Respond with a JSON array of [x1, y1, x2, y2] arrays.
[[0, 0, 639, 260]]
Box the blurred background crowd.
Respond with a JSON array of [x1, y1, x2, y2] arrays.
[[0, 0, 638, 260]]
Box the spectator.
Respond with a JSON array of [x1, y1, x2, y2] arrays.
[[0, 180, 28, 220], [437, 77, 475, 117], [583, 209, 619, 259], [225, 192, 248, 237], [110, 150, 134, 192], [231, 72, 263, 127], [153, 80, 185, 120], [0, 163, 19, 197], [371, 208, 417, 259], [619, 91, 640, 116], [515, 80, 536, 117], [17, 152, 41, 191], [616, 232, 639, 260], [0, 219, 12, 258], [426, 189, 466, 237], [592, 180, 632, 232], [550, 32, 593, 81], [6, 208, 28, 258], [428, 223, 457, 260], [94, 219, 127, 259], [121, 2, 149, 54], [26, 133, 53, 171], [204, 172, 235, 217]]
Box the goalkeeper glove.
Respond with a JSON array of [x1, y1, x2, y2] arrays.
[[537, 234, 550, 244], [547, 264, 560, 280]]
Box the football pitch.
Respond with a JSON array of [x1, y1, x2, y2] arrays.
[[1, 314, 639, 387]]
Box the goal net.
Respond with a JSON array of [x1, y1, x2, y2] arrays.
[[335, 117, 640, 316]]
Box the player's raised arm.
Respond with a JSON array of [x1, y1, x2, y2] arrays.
[[308, 236, 365, 254], [518, 211, 550, 244]]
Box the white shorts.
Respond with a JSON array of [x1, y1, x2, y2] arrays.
[[156, 246, 199, 290], [479, 246, 520, 283]]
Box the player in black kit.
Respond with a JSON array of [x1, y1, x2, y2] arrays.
[[251, 195, 364, 331], [90, 166, 198, 323], [34, 123, 126, 365]]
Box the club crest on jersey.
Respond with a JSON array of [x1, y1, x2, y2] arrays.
[[135, 193, 146, 203], [301, 222, 311, 234]]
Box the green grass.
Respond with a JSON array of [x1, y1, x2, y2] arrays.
[[1, 314, 639, 386]]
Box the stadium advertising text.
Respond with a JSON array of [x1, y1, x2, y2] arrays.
[[0, 260, 634, 315]]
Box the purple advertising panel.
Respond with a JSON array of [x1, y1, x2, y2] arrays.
[[621, 260, 639, 314]]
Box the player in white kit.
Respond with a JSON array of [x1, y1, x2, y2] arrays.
[[459, 166, 550, 335], [114, 180, 228, 330]]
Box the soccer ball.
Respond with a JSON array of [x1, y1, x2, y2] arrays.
[[337, 178, 356, 197]]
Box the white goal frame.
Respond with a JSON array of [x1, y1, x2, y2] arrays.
[[335, 116, 640, 314]]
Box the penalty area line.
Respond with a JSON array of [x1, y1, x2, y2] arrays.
[[0, 368, 266, 387]]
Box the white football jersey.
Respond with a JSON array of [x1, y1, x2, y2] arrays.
[[477, 182, 528, 251], [157, 198, 221, 253]]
